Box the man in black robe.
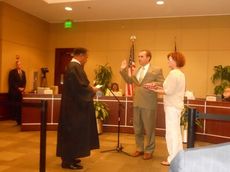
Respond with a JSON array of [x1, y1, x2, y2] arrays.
[[8, 60, 26, 125], [56, 48, 99, 170]]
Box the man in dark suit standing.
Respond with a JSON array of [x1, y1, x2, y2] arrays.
[[120, 50, 164, 160], [8, 59, 26, 125], [56, 48, 99, 170]]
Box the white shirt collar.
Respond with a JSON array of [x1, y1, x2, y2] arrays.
[[137, 63, 150, 81], [142, 63, 150, 70], [71, 58, 81, 65]]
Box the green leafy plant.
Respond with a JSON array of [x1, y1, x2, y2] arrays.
[[94, 101, 110, 121], [211, 65, 230, 95], [94, 64, 113, 94], [180, 105, 203, 129]]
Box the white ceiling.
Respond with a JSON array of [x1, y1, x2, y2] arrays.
[[1, 0, 230, 23]]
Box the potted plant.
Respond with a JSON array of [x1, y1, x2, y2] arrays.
[[94, 101, 110, 134], [94, 63, 112, 133], [180, 105, 203, 143], [94, 64, 113, 94], [211, 65, 230, 96]]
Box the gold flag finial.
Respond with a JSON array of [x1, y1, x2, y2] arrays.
[[130, 35, 136, 42]]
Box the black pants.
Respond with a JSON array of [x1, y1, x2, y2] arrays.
[[11, 100, 22, 125]]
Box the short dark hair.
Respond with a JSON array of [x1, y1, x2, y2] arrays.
[[111, 82, 119, 91], [167, 52, 185, 67], [141, 50, 152, 61], [72, 48, 88, 56]]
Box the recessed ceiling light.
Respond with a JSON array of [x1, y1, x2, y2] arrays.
[[156, 0, 164, 5], [43, 0, 92, 4], [65, 6, 72, 11]]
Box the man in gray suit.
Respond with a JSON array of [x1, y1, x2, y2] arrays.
[[120, 50, 164, 160]]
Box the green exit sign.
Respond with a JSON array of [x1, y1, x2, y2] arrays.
[[64, 20, 72, 28]]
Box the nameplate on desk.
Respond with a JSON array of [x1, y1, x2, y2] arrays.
[[206, 95, 217, 102], [37, 87, 53, 94]]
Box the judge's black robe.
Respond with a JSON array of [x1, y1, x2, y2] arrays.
[[56, 61, 99, 160]]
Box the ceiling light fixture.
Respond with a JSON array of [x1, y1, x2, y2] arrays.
[[65, 6, 72, 11], [43, 0, 91, 4], [156, 0, 164, 5]]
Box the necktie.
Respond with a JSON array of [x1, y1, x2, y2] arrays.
[[139, 67, 145, 82]]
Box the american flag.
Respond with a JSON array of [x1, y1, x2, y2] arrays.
[[125, 41, 135, 96]]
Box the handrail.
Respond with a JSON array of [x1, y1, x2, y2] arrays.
[[187, 107, 230, 148]]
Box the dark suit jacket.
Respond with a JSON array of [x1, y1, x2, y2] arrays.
[[120, 64, 164, 110], [8, 68, 26, 101]]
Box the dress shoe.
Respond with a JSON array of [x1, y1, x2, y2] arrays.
[[74, 159, 81, 164], [143, 153, 153, 160], [161, 160, 170, 166], [132, 151, 144, 157], [61, 162, 83, 170]]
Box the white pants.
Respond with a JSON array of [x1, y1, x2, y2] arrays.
[[164, 106, 183, 163]]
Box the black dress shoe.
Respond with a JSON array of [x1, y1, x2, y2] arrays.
[[74, 159, 81, 164], [61, 162, 83, 170]]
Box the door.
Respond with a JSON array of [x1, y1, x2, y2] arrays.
[[54, 48, 74, 94]]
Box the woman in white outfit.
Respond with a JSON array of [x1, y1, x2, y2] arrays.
[[144, 51, 186, 166]]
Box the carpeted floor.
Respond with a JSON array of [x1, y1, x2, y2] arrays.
[[0, 120, 210, 172]]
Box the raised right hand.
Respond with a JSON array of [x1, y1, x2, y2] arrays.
[[120, 60, 127, 70]]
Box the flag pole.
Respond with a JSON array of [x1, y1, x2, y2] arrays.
[[129, 35, 136, 65], [174, 36, 177, 52]]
